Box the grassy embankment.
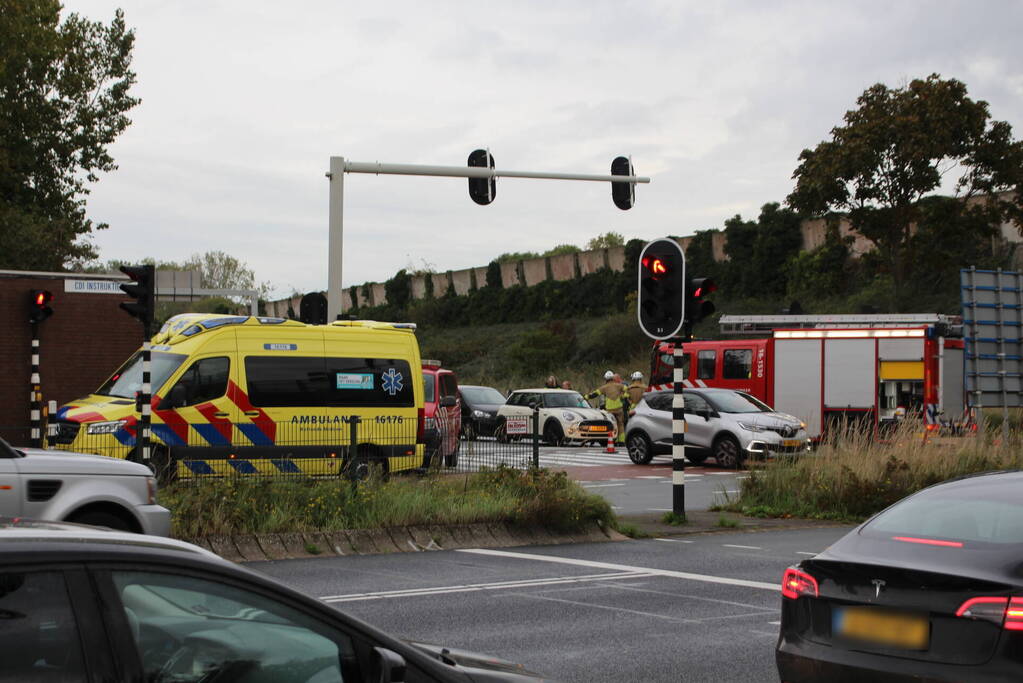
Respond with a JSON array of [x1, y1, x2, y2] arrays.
[[718, 423, 1023, 522], [163, 467, 616, 539]]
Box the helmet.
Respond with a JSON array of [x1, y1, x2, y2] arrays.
[[603, 370, 614, 380], [631, 371, 643, 381]]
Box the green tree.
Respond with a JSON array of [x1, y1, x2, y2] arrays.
[[384, 269, 411, 311], [787, 74, 1023, 302], [543, 244, 581, 257], [0, 1, 139, 271], [587, 231, 625, 249]]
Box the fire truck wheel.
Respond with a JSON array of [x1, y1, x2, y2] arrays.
[[713, 435, 743, 469], [626, 432, 654, 465]]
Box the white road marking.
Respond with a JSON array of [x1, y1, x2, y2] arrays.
[[796, 552, 817, 556], [636, 476, 668, 479], [654, 538, 694, 544], [768, 620, 781, 625], [582, 483, 626, 488], [319, 571, 654, 603], [723, 544, 762, 550], [457, 548, 779, 591]]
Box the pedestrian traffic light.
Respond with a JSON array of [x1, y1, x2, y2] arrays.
[[299, 292, 328, 324], [611, 156, 635, 210], [119, 264, 155, 327], [468, 149, 496, 205], [685, 277, 717, 326], [29, 290, 54, 324], [637, 238, 685, 339]]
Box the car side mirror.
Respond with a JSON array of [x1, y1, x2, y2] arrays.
[[440, 395, 457, 408], [371, 647, 406, 682]]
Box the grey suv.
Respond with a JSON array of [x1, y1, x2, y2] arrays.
[[625, 388, 811, 468]]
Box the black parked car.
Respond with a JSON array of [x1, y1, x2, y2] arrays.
[[777, 470, 1023, 682], [459, 385, 507, 439], [0, 519, 552, 682]]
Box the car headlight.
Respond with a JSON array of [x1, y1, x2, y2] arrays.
[[562, 411, 577, 421], [86, 419, 128, 435], [737, 422, 766, 432], [472, 410, 489, 419], [800, 421, 807, 430]]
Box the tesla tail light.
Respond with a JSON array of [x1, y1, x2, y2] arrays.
[[781, 567, 818, 600], [956, 597, 1023, 630]]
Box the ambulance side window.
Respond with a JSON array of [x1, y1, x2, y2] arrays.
[[166, 357, 229, 408]]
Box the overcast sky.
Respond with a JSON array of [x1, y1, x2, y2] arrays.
[[65, 1, 1023, 299]]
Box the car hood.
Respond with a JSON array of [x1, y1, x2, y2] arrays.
[[59, 393, 136, 423], [550, 407, 609, 421], [408, 641, 552, 680], [470, 402, 504, 414], [11, 448, 150, 477], [731, 411, 803, 426]]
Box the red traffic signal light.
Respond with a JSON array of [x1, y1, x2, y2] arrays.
[[29, 289, 54, 324], [686, 277, 717, 327], [637, 238, 685, 340]]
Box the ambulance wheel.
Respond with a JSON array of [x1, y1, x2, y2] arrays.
[[626, 431, 654, 465], [713, 435, 743, 469]]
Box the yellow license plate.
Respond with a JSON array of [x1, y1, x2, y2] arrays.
[[834, 607, 929, 650], [782, 439, 804, 448]]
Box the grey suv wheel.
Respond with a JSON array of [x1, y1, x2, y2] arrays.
[[626, 431, 654, 465], [713, 434, 743, 469]]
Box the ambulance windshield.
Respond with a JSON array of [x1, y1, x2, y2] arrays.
[[97, 351, 188, 399]]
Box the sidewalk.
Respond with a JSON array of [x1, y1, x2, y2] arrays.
[[617, 509, 853, 538]]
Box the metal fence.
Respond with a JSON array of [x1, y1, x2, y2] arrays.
[[26, 408, 543, 482]]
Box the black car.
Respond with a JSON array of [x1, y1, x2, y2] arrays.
[[777, 470, 1023, 682], [0, 519, 551, 682], [459, 385, 507, 439]]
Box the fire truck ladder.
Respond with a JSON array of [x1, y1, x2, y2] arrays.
[[718, 313, 962, 335]]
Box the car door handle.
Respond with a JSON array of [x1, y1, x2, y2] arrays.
[[213, 412, 230, 418], [244, 411, 260, 416]]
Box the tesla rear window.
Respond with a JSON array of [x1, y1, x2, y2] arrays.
[[862, 480, 1023, 545]]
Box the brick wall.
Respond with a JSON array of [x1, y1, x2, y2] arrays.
[[0, 274, 142, 444]]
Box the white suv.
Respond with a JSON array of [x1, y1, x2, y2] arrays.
[[625, 388, 811, 468], [0, 436, 170, 535]]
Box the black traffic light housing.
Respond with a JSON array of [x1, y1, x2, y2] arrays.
[[685, 277, 717, 332], [637, 238, 685, 339], [29, 289, 54, 324], [611, 156, 635, 210], [119, 264, 156, 327], [299, 292, 328, 325], [468, 149, 496, 205]]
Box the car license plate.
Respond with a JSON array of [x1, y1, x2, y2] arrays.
[[833, 607, 929, 650], [588, 425, 608, 432], [782, 439, 803, 448]]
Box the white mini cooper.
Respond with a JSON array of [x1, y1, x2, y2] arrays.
[[497, 389, 617, 446]]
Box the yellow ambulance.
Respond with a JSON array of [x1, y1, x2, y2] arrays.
[[52, 314, 427, 478]]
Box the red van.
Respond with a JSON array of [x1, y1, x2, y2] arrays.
[[422, 360, 461, 467]]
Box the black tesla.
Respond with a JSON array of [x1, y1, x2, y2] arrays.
[[777, 470, 1023, 682]]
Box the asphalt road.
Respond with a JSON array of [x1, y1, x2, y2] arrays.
[[250, 525, 854, 683]]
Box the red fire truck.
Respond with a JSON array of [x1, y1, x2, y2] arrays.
[[649, 314, 966, 439]]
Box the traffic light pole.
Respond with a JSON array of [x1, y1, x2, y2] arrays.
[[30, 323, 41, 448], [325, 156, 651, 322], [672, 339, 686, 518]]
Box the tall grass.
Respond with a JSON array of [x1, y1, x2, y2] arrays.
[[162, 467, 615, 539], [722, 422, 1023, 521]]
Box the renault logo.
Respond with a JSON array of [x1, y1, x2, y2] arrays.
[[872, 579, 886, 599]]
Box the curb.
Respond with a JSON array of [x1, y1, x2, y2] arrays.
[[183, 521, 624, 562]]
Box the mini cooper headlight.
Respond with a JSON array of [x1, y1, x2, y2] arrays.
[[86, 419, 128, 435], [562, 411, 578, 421]]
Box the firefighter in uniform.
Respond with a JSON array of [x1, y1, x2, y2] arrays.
[[587, 371, 627, 443], [626, 371, 646, 416]]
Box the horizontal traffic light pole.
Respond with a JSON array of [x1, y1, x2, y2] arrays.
[[337, 160, 651, 185]]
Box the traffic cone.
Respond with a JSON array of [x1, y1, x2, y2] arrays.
[[606, 435, 616, 454]]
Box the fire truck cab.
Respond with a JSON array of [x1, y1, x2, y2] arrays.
[[650, 314, 966, 439]]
